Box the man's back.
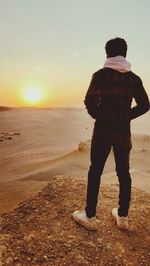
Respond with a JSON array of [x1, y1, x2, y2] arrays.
[[85, 67, 149, 133]]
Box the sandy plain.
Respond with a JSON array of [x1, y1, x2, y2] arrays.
[[0, 108, 149, 213]]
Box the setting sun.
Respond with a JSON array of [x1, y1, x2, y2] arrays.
[[22, 85, 44, 105]]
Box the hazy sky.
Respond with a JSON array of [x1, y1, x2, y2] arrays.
[[0, 0, 150, 107]]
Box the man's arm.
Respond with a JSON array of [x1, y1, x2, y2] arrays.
[[84, 73, 100, 119], [131, 78, 150, 120]]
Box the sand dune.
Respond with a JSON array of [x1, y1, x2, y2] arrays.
[[0, 108, 149, 213]]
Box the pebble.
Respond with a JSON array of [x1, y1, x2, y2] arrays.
[[97, 238, 103, 244], [106, 243, 111, 250], [87, 241, 96, 248], [6, 257, 13, 264]]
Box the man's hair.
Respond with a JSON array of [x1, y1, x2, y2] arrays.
[[105, 37, 127, 57]]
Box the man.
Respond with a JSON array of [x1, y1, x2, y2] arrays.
[[72, 37, 150, 230]]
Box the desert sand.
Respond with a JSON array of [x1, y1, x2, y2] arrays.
[[0, 108, 150, 265], [0, 108, 149, 213]]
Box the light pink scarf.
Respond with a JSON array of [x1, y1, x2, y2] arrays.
[[104, 56, 131, 73]]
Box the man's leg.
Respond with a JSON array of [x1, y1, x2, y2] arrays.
[[113, 135, 132, 217], [85, 134, 111, 218]]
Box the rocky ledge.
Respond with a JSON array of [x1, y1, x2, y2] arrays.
[[0, 175, 150, 266]]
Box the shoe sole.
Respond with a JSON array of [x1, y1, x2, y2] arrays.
[[118, 224, 129, 230], [72, 214, 98, 231]]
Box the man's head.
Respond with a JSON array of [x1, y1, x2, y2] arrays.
[[105, 37, 127, 58]]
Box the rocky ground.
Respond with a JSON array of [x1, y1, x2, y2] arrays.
[[0, 175, 150, 266]]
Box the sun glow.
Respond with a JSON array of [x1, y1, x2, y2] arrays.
[[22, 85, 44, 105]]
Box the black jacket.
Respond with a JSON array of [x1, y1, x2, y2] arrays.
[[84, 68, 150, 133]]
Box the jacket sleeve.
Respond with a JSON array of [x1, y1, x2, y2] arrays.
[[84, 73, 100, 119], [131, 77, 150, 120]]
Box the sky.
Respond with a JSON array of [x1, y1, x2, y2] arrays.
[[0, 0, 150, 107]]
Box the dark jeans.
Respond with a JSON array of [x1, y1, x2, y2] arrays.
[[85, 132, 132, 218]]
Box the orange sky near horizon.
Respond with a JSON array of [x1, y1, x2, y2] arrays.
[[1, 63, 150, 108], [1, 80, 86, 108]]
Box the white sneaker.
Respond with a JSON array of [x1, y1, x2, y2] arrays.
[[72, 210, 98, 231], [112, 208, 129, 230]]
